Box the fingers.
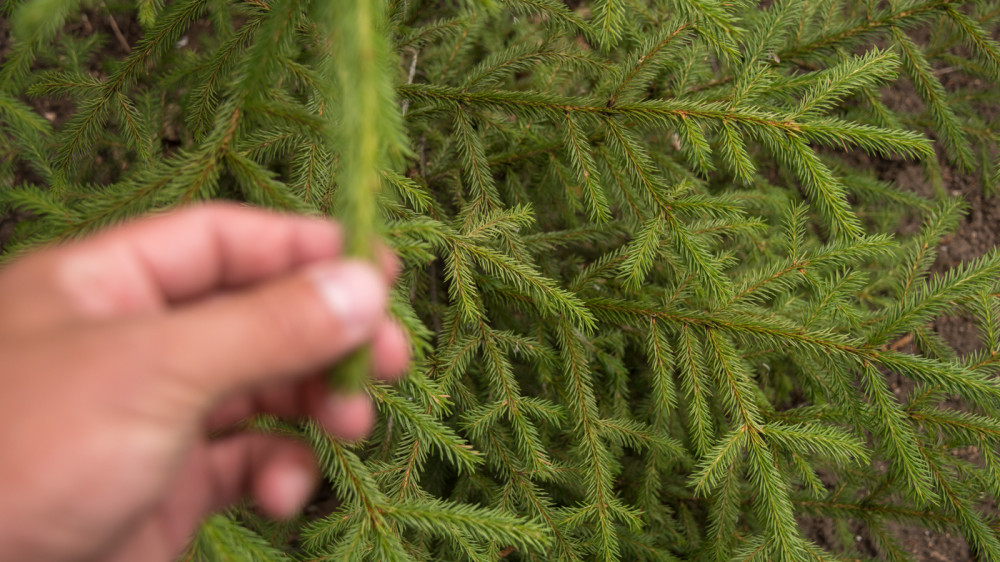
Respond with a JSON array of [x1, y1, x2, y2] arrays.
[[205, 386, 376, 443], [101, 434, 317, 562], [0, 204, 336, 335], [67, 203, 345, 304], [194, 433, 316, 519], [120, 260, 394, 415], [0, 203, 401, 336], [2, 204, 411, 436], [204, 321, 411, 432], [370, 320, 411, 381], [75, 202, 400, 302], [231, 436, 318, 519], [109, 434, 318, 562], [304, 387, 376, 443]]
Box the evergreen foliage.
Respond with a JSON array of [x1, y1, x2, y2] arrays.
[[3, 0, 1000, 560]]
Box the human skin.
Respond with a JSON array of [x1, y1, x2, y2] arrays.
[[0, 203, 410, 562]]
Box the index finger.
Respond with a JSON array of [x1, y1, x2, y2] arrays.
[[0, 204, 343, 334], [98, 203, 345, 302]]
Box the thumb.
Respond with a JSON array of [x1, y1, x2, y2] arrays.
[[133, 259, 388, 411]]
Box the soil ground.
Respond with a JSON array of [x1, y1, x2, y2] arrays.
[[1, 7, 999, 562]]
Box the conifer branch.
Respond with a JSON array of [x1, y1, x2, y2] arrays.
[[892, 26, 975, 169], [781, 0, 956, 60]]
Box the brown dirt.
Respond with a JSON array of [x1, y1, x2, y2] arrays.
[[888, 43, 1000, 559]]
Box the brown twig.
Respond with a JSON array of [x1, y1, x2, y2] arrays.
[[102, 2, 131, 53], [887, 332, 915, 351], [401, 47, 420, 117]]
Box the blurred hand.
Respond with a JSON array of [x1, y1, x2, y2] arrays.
[[0, 203, 410, 562]]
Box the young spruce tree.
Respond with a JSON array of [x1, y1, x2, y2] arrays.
[[3, 0, 1000, 560]]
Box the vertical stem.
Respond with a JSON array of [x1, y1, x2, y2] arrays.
[[321, 0, 399, 391]]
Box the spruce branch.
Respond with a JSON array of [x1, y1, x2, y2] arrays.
[[892, 26, 975, 170]]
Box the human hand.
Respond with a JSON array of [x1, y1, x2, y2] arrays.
[[0, 203, 410, 562]]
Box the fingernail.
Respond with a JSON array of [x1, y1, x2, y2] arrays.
[[310, 261, 387, 342], [274, 464, 316, 518]]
